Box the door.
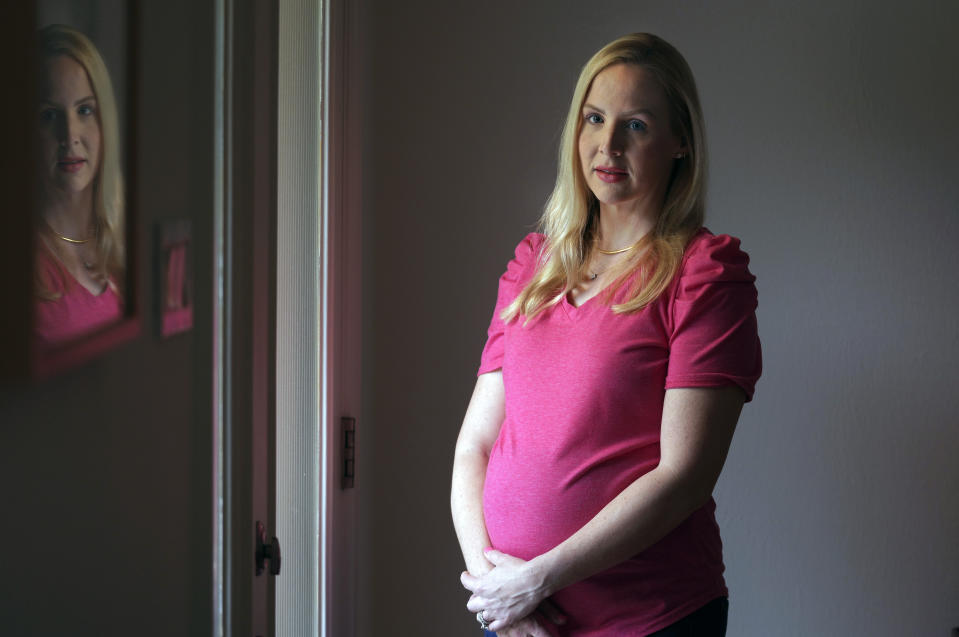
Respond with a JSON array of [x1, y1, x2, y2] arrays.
[[216, 1, 280, 635], [216, 0, 360, 635], [2, 1, 225, 635]]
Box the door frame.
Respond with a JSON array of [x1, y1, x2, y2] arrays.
[[213, 0, 361, 635], [323, 0, 363, 633]]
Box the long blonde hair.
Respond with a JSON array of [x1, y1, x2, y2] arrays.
[[503, 33, 706, 322], [36, 24, 125, 298]]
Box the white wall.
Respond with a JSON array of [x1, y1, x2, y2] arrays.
[[358, 2, 959, 635]]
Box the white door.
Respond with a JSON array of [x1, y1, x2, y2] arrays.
[[215, 1, 361, 635]]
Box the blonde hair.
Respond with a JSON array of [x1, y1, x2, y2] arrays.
[[36, 24, 125, 298], [503, 33, 706, 322]]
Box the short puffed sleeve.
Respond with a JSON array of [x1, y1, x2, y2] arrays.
[[477, 233, 545, 375], [665, 231, 762, 401]]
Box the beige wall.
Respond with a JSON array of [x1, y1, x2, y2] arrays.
[[358, 2, 959, 635]]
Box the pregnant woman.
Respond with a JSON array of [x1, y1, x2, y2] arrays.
[[451, 33, 762, 637]]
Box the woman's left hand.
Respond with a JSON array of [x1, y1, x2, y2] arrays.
[[460, 549, 553, 632], [496, 614, 554, 637]]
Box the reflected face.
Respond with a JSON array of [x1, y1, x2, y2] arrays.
[[578, 63, 683, 213], [38, 55, 101, 197]]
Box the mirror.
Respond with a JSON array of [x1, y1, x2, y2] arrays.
[[31, 1, 139, 376]]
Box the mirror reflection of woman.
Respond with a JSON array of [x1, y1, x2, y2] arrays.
[[34, 24, 124, 349]]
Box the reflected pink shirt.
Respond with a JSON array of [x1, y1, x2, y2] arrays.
[[34, 247, 123, 349], [478, 229, 761, 636]]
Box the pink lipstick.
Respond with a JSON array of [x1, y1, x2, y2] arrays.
[[57, 157, 86, 173], [594, 166, 627, 183]]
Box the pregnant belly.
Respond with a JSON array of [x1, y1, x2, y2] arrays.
[[482, 441, 658, 560]]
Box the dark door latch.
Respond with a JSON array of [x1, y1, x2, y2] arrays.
[[255, 520, 281, 576]]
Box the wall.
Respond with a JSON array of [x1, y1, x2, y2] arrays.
[[358, 1, 959, 635], [0, 2, 217, 635]]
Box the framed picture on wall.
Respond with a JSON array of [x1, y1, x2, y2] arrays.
[[157, 220, 193, 338]]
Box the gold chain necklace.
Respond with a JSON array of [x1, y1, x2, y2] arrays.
[[589, 237, 644, 279], [596, 237, 643, 255], [47, 224, 92, 244]]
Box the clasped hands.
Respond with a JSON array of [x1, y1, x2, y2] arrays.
[[460, 549, 566, 636]]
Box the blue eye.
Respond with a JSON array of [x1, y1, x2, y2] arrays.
[[40, 108, 58, 122], [585, 113, 603, 124], [627, 119, 647, 132], [78, 104, 96, 116]]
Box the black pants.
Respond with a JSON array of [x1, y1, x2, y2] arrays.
[[648, 597, 728, 636], [482, 597, 728, 636]]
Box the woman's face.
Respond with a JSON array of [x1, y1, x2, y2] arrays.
[[37, 55, 102, 198], [578, 63, 684, 215]]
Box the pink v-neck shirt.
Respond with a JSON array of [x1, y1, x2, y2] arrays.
[[34, 247, 123, 349], [478, 229, 761, 636]]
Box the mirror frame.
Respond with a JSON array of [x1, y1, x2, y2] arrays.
[[1, 0, 141, 381]]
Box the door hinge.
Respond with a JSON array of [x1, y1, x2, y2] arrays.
[[342, 416, 355, 489]]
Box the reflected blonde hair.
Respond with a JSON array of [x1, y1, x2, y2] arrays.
[[36, 24, 124, 298], [502, 33, 706, 322]]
